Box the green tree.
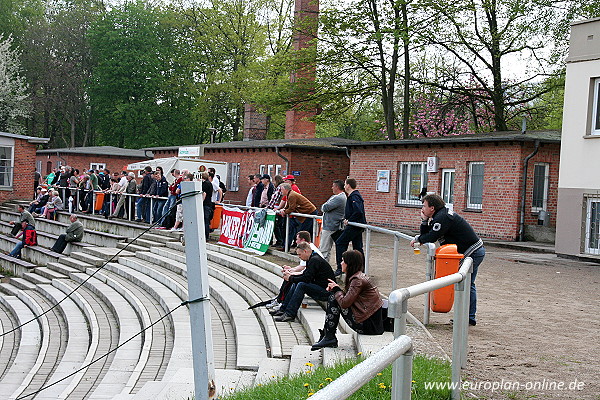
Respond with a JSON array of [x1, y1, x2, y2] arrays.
[[0, 35, 31, 134]]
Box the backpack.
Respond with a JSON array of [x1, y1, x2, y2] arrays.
[[24, 227, 37, 246], [219, 181, 227, 194]]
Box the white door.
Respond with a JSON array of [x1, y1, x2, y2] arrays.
[[441, 169, 455, 211], [585, 198, 600, 255]]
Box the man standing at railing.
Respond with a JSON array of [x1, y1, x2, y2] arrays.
[[410, 194, 485, 326], [320, 179, 347, 263], [277, 183, 317, 249], [334, 178, 366, 276]]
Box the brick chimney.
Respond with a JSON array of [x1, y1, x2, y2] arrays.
[[284, 0, 319, 140], [243, 103, 268, 141]]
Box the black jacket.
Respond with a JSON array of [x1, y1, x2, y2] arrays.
[[417, 207, 483, 257], [289, 252, 335, 288], [344, 190, 366, 224]]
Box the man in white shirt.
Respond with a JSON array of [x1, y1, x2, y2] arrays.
[[208, 168, 222, 203]]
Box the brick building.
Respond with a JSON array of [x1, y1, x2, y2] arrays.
[[0, 131, 49, 202], [144, 137, 355, 208], [345, 131, 561, 241], [36, 146, 153, 177]]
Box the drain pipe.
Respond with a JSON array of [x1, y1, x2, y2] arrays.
[[518, 140, 540, 241], [275, 146, 289, 175]]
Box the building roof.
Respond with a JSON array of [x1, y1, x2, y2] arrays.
[[341, 131, 561, 147], [144, 137, 360, 152], [37, 146, 152, 158], [0, 131, 50, 144]]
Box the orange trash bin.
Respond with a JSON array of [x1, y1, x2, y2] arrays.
[[94, 192, 105, 211], [314, 219, 322, 247], [430, 244, 464, 313], [210, 204, 223, 229]]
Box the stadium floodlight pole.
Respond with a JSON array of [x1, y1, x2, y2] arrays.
[[181, 180, 216, 400]]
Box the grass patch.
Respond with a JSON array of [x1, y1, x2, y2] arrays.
[[221, 354, 451, 400]]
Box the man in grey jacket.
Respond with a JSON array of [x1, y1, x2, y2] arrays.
[[51, 214, 84, 254], [319, 180, 347, 262], [10, 204, 35, 236]]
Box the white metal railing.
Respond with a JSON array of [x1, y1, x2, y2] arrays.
[[310, 257, 473, 400], [50, 185, 168, 224]]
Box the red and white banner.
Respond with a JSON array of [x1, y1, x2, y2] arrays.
[[219, 206, 250, 248]]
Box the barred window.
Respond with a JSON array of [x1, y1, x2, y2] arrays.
[[397, 162, 427, 205], [467, 162, 484, 209], [532, 163, 549, 210]]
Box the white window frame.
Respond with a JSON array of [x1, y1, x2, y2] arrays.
[[467, 162, 484, 209], [585, 196, 600, 255], [441, 168, 455, 211], [90, 162, 106, 171], [0, 146, 14, 189], [592, 78, 600, 135], [227, 162, 240, 191], [531, 163, 549, 212], [275, 165, 282, 176], [259, 164, 266, 175], [397, 162, 427, 205]]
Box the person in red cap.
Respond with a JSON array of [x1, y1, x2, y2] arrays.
[[284, 175, 301, 194]]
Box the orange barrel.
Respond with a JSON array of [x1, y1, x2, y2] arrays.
[[210, 204, 223, 229], [314, 219, 322, 247], [94, 192, 105, 211], [430, 244, 463, 313]]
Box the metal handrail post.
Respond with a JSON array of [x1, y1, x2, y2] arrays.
[[364, 228, 371, 274], [461, 267, 472, 368], [392, 297, 409, 400], [423, 243, 436, 325], [284, 215, 290, 252], [392, 235, 400, 291], [92, 191, 96, 215], [450, 257, 472, 400], [312, 217, 318, 247], [150, 197, 154, 224]]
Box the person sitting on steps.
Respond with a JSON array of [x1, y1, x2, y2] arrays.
[[311, 249, 384, 351]]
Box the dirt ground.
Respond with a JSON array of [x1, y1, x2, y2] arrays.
[[348, 232, 600, 400]]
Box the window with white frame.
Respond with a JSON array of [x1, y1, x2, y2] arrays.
[[259, 164, 266, 175], [0, 146, 14, 188], [467, 162, 484, 209], [592, 78, 600, 135], [532, 163, 549, 211], [275, 165, 282, 176], [585, 195, 600, 255], [90, 162, 106, 171], [397, 162, 427, 205], [227, 162, 240, 191]]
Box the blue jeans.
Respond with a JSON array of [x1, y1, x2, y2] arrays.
[[9, 241, 24, 258], [287, 211, 318, 247], [162, 195, 177, 218], [468, 246, 485, 323], [335, 226, 364, 270], [136, 197, 149, 222], [280, 282, 330, 318], [153, 199, 166, 223]]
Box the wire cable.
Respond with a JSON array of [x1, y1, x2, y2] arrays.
[[0, 190, 203, 338]]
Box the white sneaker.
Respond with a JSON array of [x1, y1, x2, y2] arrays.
[[265, 299, 279, 309]]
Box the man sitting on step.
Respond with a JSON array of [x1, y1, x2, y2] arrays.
[[8, 221, 37, 259], [51, 215, 84, 254], [9, 204, 35, 237], [273, 241, 335, 322], [267, 231, 322, 313]]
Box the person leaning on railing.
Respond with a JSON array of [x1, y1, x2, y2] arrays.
[[311, 249, 384, 351]]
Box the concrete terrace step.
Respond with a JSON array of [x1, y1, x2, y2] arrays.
[[117, 257, 187, 301], [33, 266, 68, 281], [254, 358, 291, 385], [32, 282, 94, 399], [0, 234, 62, 267], [6, 277, 36, 291], [0, 291, 44, 396], [288, 345, 323, 376], [45, 262, 80, 277], [127, 237, 165, 249], [83, 247, 135, 261], [70, 251, 107, 267], [97, 262, 190, 382], [62, 273, 147, 398], [207, 277, 268, 370], [22, 272, 52, 285], [0, 252, 36, 277], [207, 264, 282, 359], [117, 241, 147, 253]]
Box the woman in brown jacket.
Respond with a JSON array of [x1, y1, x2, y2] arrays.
[[311, 250, 384, 350]]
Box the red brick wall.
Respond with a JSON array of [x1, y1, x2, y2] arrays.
[[0, 139, 39, 202], [349, 141, 560, 241], [202, 147, 350, 208], [36, 154, 150, 177]]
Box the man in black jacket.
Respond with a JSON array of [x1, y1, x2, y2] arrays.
[[334, 178, 366, 276], [410, 194, 485, 326], [135, 166, 154, 223], [274, 242, 335, 322]]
